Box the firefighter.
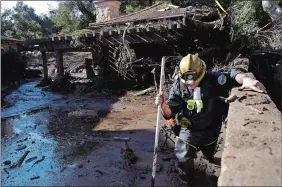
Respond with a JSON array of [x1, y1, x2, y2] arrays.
[[155, 54, 265, 185]]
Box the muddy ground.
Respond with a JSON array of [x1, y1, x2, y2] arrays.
[[1, 52, 224, 186]]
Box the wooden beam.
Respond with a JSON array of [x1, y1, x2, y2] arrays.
[[117, 29, 123, 35], [168, 23, 177, 30], [55, 50, 64, 76], [127, 28, 136, 34], [146, 26, 155, 32], [85, 33, 94, 38], [136, 27, 144, 33], [100, 30, 109, 37], [109, 36, 122, 45], [159, 25, 167, 32], [41, 51, 48, 80], [52, 37, 59, 41], [109, 30, 118, 36], [104, 38, 115, 45], [133, 34, 149, 43], [177, 22, 183, 29], [65, 35, 72, 40]]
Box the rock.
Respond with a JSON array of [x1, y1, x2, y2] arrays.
[[3, 160, 11, 165]]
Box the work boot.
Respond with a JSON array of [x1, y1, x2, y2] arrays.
[[176, 159, 196, 186]]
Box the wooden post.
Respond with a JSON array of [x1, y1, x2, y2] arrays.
[[91, 49, 103, 78], [55, 50, 64, 76], [84, 58, 95, 79], [41, 51, 48, 80]]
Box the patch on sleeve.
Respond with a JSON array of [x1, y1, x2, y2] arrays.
[[217, 74, 227, 85]]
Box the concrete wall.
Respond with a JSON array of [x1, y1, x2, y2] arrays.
[[218, 73, 282, 186]]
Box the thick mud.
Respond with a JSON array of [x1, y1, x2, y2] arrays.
[[1, 80, 223, 186]]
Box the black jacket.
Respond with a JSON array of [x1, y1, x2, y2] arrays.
[[166, 70, 241, 131]]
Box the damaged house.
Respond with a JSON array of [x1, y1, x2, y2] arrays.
[[20, 1, 228, 87]]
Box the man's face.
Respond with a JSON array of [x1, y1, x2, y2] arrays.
[[181, 71, 199, 89], [186, 81, 199, 89]]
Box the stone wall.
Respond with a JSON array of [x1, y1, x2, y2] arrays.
[[218, 73, 282, 186]]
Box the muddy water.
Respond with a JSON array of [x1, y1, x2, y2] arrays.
[[1, 80, 222, 186]]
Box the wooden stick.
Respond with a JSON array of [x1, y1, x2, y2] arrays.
[[17, 151, 30, 167], [151, 57, 166, 187]]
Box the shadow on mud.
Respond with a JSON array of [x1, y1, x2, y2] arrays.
[[250, 51, 282, 111]]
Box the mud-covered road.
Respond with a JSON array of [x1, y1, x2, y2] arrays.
[[1, 80, 223, 186]]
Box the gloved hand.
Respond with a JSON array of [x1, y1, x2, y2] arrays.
[[240, 77, 266, 93], [155, 92, 165, 106]]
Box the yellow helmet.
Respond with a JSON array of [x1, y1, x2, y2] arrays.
[[179, 54, 206, 85]]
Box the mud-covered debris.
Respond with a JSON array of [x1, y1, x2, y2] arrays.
[[3, 160, 11, 165], [243, 119, 263, 126], [17, 150, 30, 167], [25, 156, 38, 163], [135, 164, 162, 172], [4, 168, 9, 174], [120, 142, 137, 166], [77, 164, 83, 168], [44, 170, 56, 175], [96, 169, 104, 176], [60, 167, 66, 173], [16, 138, 28, 143], [16, 145, 27, 151], [67, 109, 98, 119], [30, 176, 40, 180], [114, 137, 130, 142], [161, 154, 175, 161], [30, 155, 45, 169]]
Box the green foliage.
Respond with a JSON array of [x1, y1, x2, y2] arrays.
[[1, 1, 57, 40], [1, 1, 96, 39], [49, 2, 79, 34]]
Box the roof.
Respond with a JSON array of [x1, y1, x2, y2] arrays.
[[90, 2, 186, 27]]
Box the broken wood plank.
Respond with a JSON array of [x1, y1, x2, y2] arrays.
[[30, 156, 46, 170], [133, 87, 155, 96], [30, 176, 40, 180], [17, 151, 30, 167], [25, 156, 38, 163]]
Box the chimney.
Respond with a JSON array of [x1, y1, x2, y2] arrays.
[[94, 0, 121, 23]]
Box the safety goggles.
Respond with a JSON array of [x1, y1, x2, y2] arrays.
[[180, 71, 199, 84]]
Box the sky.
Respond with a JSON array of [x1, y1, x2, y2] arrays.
[[1, 1, 59, 15]]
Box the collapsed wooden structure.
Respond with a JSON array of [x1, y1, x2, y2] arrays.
[[19, 3, 226, 82]]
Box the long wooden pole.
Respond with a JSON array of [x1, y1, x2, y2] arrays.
[[151, 56, 166, 187]]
